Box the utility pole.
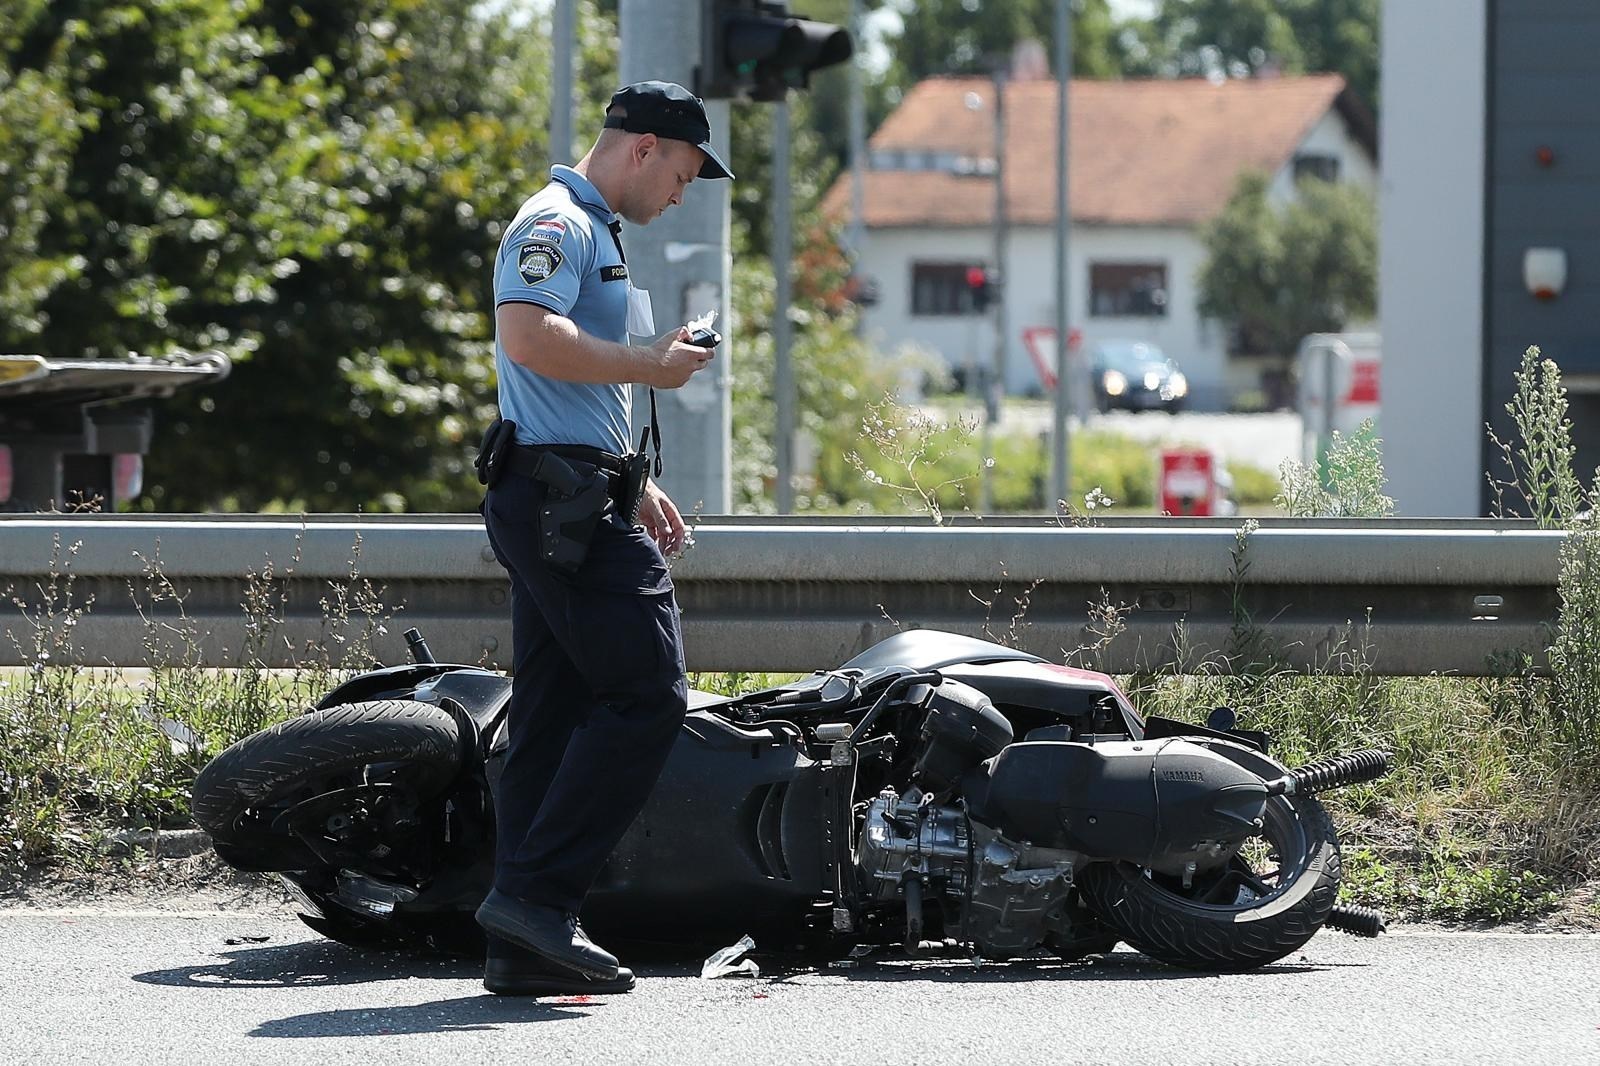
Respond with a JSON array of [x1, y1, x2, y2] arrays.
[[551, 0, 576, 164], [1050, 0, 1073, 508], [773, 99, 795, 512], [981, 68, 1008, 514], [847, 0, 866, 255], [620, 0, 733, 515]]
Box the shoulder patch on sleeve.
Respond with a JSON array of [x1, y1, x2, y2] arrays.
[[517, 240, 565, 285]]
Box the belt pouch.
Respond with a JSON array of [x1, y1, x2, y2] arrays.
[[533, 452, 611, 573], [619, 452, 650, 525], [475, 418, 518, 487]]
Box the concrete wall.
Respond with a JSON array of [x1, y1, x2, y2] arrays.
[[1378, 0, 1488, 516], [853, 223, 1225, 404]]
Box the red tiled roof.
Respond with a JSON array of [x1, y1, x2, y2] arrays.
[[821, 74, 1362, 228]]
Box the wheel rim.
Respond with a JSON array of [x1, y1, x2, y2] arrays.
[[1137, 795, 1316, 915]]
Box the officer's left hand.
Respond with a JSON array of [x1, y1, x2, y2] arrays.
[[639, 479, 690, 557]]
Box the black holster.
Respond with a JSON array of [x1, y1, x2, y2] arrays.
[[530, 451, 611, 574], [475, 417, 517, 487]]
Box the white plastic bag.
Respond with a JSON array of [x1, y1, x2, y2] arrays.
[[700, 933, 760, 979]]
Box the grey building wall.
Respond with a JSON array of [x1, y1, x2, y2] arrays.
[[1485, 0, 1600, 508]]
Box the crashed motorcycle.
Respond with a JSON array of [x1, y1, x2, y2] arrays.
[[192, 628, 1391, 971]]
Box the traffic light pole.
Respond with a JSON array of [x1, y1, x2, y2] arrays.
[[1050, 0, 1073, 509], [551, 0, 576, 164], [981, 69, 1008, 514], [620, 0, 733, 515], [773, 99, 796, 513]]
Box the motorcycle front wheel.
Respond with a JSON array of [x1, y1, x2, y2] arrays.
[[1075, 792, 1340, 972], [191, 699, 463, 871]]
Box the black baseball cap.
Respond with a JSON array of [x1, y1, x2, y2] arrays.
[[605, 81, 735, 180]]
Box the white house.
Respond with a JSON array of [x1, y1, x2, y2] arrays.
[[824, 74, 1378, 410]]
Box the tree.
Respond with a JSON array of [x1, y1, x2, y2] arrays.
[[1141, 0, 1379, 111], [883, 0, 1138, 95], [1197, 171, 1376, 359], [0, 0, 553, 512]]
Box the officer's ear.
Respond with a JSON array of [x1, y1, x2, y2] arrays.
[[633, 133, 659, 167]]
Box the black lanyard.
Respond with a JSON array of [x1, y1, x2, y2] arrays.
[[608, 219, 663, 477]]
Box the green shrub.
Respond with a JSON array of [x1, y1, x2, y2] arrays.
[[1227, 461, 1281, 506]]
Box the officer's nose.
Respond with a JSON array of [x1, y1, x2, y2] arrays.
[[668, 191, 684, 208]]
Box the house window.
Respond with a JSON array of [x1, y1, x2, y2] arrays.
[[911, 261, 985, 316], [1089, 262, 1168, 317], [1293, 153, 1340, 183]]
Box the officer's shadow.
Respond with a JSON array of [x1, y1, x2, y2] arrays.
[[248, 994, 593, 1038], [133, 938, 599, 1037]]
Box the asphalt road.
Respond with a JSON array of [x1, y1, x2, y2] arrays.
[[3, 909, 1598, 1065]]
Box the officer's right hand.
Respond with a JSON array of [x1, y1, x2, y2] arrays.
[[647, 326, 714, 388]]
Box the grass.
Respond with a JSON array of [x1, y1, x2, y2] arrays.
[[1, 549, 1592, 923]]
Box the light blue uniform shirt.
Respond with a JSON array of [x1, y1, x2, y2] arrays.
[[493, 165, 634, 453]]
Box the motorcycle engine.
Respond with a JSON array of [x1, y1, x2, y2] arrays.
[[855, 787, 1080, 958]]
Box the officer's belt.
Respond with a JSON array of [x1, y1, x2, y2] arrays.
[[504, 443, 626, 480]]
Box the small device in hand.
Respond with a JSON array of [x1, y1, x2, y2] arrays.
[[685, 310, 721, 349]]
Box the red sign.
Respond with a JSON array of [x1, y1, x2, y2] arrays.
[[1344, 360, 1380, 405], [1159, 448, 1216, 517]]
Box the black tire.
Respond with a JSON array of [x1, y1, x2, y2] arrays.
[[1076, 791, 1341, 972], [191, 699, 462, 871]]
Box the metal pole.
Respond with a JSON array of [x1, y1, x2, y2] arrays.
[[551, 0, 576, 164], [981, 68, 1008, 514], [847, 0, 867, 255], [1050, 0, 1073, 508], [620, 0, 733, 514], [773, 99, 796, 513]]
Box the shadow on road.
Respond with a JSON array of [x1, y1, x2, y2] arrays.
[[132, 938, 477, 989], [249, 994, 595, 1038], [760, 949, 1345, 984]]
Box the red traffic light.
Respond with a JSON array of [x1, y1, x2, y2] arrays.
[[965, 266, 988, 289]]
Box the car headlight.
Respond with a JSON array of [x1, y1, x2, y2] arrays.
[[1102, 370, 1127, 396], [1143, 370, 1162, 391], [1167, 372, 1188, 398]]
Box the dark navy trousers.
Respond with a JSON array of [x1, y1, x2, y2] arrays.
[[482, 471, 688, 915]]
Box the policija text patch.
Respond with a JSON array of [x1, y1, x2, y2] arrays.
[[517, 241, 564, 284]]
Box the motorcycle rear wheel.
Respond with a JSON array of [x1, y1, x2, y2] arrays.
[[191, 699, 463, 871], [1076, 793, 1340, 972]]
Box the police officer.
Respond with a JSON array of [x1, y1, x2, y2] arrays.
[[474, 81, 733, 996]]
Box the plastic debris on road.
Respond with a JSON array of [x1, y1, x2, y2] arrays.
[[701, 934, 760, 979]]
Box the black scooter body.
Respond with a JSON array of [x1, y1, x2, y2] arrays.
[[289, 631, 1151, 945]]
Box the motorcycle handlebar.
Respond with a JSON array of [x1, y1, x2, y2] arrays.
[[846, 669, 944, 743]]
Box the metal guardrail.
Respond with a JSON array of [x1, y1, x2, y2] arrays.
[[0, 514, 1565, 676]]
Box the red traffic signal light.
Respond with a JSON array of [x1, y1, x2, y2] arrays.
[[965, 266, 994, 311]]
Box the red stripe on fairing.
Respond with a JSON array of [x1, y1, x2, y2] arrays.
[[1032, 661, 1135, 709]]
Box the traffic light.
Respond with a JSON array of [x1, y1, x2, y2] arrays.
[[699, 1, 854, 102], [965, 266, 995, 313]]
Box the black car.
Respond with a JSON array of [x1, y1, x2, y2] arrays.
[[1089, 340, 1188, 413]]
